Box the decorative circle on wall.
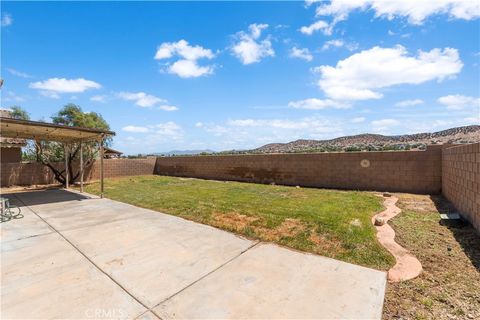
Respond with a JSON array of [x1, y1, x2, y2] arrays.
[[360, 159, 370, 168]]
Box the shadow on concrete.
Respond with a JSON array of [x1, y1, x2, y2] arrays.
[[2, 189, 91, 207], [430, 195, 480, 271]]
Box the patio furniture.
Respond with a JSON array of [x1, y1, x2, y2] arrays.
[[1, 197, 22, 222]]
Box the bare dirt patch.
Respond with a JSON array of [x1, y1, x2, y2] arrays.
[[309, 231, 345, 255], [212, 212, 258, 232], [383, 194, 480, 320], [251, 218, 307, 241], [276, 218, 307, 237], [212, 213, 307, 242]]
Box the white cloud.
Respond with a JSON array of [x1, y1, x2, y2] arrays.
[[154, 40, 215, 78], [300, 20, 333, 36], [118, 91, 179, 110], [6, 68, 32, 78], [90, 95, 107, 103], [305, 0, 322, 7], [29, 78, 101, 98], [464, 116, 480, 124], [40, 91, 60, 99], [231, 23, 275, 65], [321, 39, 344, 50], [315, 46, 463, 101], [288, 98, 349, 110], [437, 94, 480, 110], [3, 91, 25, 103], [289, 47, 313, 61], [395, 99, 424, 107], [117, 91, 164, 107], [371, 118, 400, 132], [155, 39, 214, 61], [200, 123, 230, 136], [227, 117, 341, 131], [314, 0, 480, 25], [122, 122, 183, 141], [122, 125, 149, 133], [158, 105, 178, 111], [154, 122, 183, 137], [351, 117, 366, 123], [168, 59, 214, 78], [321, 39, 358, 51], [1, 13, 12, 27], [371, 119, 399, 126]]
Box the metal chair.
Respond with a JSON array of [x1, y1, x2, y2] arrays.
[[1, 197, 23, 222]]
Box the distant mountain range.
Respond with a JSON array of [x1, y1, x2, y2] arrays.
[[246, 125, 480, 154], [155, 149, 216, 156]]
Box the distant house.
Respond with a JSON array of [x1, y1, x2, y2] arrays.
[[0, 109, 27, 163], [103, 147, 123, 159]]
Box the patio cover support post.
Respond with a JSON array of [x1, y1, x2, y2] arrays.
[[100, 136, 104, 198], [80, 141, 84, 193], [64, 143, 69, 189]]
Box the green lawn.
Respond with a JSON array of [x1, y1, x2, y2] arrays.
[[82, 175, 394, 270]]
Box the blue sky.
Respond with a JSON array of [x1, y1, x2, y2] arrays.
[[2, 1, 479, 154]]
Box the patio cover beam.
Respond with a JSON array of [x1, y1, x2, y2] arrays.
[[0, 117, 115, 142]]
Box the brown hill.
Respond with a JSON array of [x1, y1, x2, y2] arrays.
[[251, 125, 480, 153]]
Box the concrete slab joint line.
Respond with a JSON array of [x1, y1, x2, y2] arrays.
[[373, 195, 422, 282]]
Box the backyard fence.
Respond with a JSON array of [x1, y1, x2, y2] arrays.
[[442, 143, 480, 231], [154, 147, 444, 194], [0, 158, 156, 187], [1, 144, 478, 232]]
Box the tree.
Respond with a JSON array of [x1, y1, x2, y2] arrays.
[[9, 106, 30, 120], [30, 104, 111, 186]]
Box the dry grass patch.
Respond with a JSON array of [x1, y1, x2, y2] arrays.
[[211, 212, 259, 232]]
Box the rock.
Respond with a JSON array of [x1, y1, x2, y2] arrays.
[[374, 216, 386, 226], [383, 193, 392, 197]]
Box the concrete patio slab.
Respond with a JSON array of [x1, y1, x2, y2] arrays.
[[155, 243, 387, 319], [14, 190, 146, 232], [1, 232, 146, 319], [1, 189, 387, 319], [135, 311, 161, 320], [62, 209, 256, 307], [0, 197, 53, 242]]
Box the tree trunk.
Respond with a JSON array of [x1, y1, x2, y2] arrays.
[[34, 141, 96, 186]]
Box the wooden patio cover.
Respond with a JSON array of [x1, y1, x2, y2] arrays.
[[0, 117, 115, 197]]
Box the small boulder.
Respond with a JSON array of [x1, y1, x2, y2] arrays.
[[374, 216, 386, 226]]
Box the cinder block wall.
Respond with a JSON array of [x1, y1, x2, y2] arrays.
[[442, 143, 480, 231], [0, 147, 22, 163], [0, 158, 156, 187], [154, 148, 443, 194], [1, 162, 57, 186], [88, 158, 156, 180]]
